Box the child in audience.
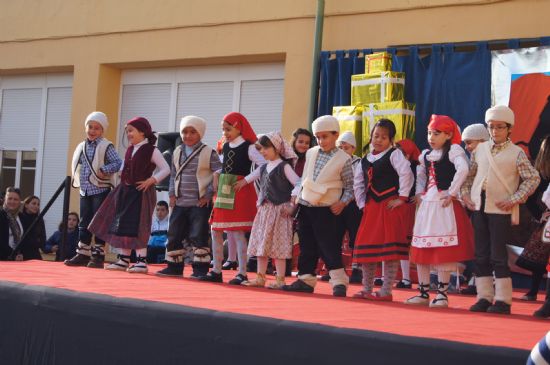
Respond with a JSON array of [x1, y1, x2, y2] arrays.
[[156, 116, 221, 277], [406, 115, 474, 308], [353, 120, 414, 301], [44, 212, 80, 261], [202, 112, 265, 284], [283, 116, 353, 297], [235, 131, 299, 289], [462, 106, 540, 314], [89, 117, 170, 273], [65, 111, 122, 268], [147, 201, 170, 264]]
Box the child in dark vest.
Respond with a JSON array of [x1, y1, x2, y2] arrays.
[[201, 112, 266, 285], [65, 111, 122, 268], [406, 115, 474, 308], [282, 115, 353, 297], [234, 131, 299, 289], [353, 119, 415, 301], [89, 117, 170, 273], [156, 116, 222, 278]]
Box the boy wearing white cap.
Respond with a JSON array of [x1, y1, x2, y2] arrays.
[[282, 115, 353, 297], [156, 116, 222, 278], [65, 111, 122, 268], [462, 123, 490, 155], [462, 105, 540, 314]]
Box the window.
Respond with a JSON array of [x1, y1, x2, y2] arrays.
[[0, 150, 36, 199]]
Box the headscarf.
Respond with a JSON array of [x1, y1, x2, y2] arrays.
[[427, 114, 462, 145], [396, 139, 420, 163], [260, 131, 298, 164], [127, 117, 157, 145], [223, 112, 257, 144]]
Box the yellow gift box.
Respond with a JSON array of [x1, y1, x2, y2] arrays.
[[362, 100, 416, 149], [332, 105, 363, 156], [351, 71, 405, 106], [365, 52, 392, 73]]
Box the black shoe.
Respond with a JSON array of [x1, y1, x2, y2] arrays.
[[189, 262, 209, 279], [222, 260, 238, 270], [533, 300, 550, 318], [228, 274, 248, 285], [349, 268, 363, 284], [395, 279, 412, 289], [87, 255, 105, 269], [282, 279, 314, 293], [156, 262, 184, 277], [333, 284, 347, 297], [487, 300, 511, 315], [460, 285, 477, 295], [374, 278, 384, 286], [320, 274, 330, 282], [469, 298, 492, 312], [64, 253, 90, 267], [200, 271, 223, 283]]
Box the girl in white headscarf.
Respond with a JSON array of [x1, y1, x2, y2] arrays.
[[233, 131, 300, 289]]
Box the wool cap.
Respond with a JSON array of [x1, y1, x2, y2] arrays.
[[85, 111, 108, 130], [180, 116, 206, 139], [462, 123, 490, 141], [337, 131, 356, 147], [485, 105, 515, 126], [312, 115, 339, 134]]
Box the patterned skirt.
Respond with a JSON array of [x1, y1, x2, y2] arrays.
[[210, 177, 257, 232], [247, 201, 294, 259], [88, 184, 156, 249]]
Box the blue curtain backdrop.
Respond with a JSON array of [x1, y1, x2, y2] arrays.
[[318, 43, 493, 149]]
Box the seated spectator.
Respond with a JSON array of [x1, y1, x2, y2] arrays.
[[147, 201, 169, 264], [19, 195, 46, 260], [43, 212, 80, 261], [0, 187, 23, 260]]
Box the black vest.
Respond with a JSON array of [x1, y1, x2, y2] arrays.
[[361, 148, 400, 202], [423, 149, 456, 191], [222, 142, 252, 176], [258, 162, 293, 206]]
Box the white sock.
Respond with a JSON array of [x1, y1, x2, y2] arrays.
[[400, 260, 410, 281], [257, 256, 268, 275]]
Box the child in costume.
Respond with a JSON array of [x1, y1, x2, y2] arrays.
[[405, 115, 474, 308], [89, 117, 170, 273], [462, 123, 490, 155]]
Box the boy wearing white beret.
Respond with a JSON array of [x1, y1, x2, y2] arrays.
[[462, 123, 490, 154], [65, 111, 122, 268], [462, 105, 540, 314], [156, 116, 222, 278], [283, 115, 353, 297]]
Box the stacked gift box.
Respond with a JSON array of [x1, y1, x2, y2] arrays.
[[332, 52, 416, 153]]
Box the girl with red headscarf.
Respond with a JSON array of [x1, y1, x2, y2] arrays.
[[405, 115, 474, 308], [201, 112, 266, 285], [89, 117, 170, 273]]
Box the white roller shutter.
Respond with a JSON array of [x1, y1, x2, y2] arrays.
[[239, 79, 284, 136], [119, 83, 171, 149], [41, 87, 72, 235], [0, 88, 42, 150], [176, 81, 234, 148]]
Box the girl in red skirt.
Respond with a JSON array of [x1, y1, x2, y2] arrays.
[[89, 117, 170, 273], [201, 112, 265, 285], [353, 119, 415, 301], [405, 115, 474, 308]]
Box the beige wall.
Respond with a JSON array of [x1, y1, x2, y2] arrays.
[[0, 0, 548, 209]]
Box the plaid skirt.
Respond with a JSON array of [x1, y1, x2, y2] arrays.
[[88, 184, 156, 249]]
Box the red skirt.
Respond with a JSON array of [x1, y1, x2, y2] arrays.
[[353, 197, 415, 263], [210, 177, 257, 232], [410, 200, 474, 265]]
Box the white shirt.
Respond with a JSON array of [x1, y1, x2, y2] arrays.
[[245, 158, 300, 187], [150, 215, 169, 233], [353, 147, 413, 209], [119, 138, 171, 183]]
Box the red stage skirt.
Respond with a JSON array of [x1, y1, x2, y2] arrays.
[[353, 197, 415, 263], [210, 176, 257, 232], [410, 200, 474, 265]]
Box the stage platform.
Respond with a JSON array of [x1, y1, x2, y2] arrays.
[[0, 261, 545, 364]]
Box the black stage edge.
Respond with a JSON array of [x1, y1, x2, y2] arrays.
[[0, 281, 528, 365]]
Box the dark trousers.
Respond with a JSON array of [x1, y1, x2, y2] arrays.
[[341, 201, 362, 248], [79, 191, 109, 246], [166, 205, 211, 253], [472, 193, 512, 278], [297, 205, 346, 275]]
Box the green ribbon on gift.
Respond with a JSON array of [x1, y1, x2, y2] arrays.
[[214, 173, 238, 210]]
